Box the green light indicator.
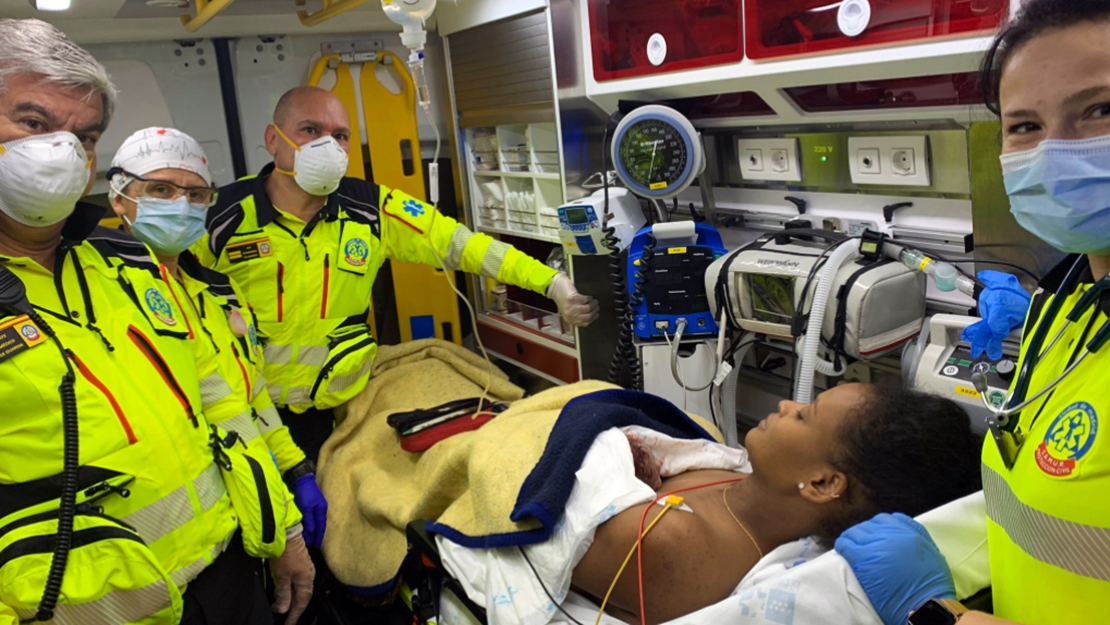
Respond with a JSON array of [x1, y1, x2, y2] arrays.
[[820, 155, 828, 162]]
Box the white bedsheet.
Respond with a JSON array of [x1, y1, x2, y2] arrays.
[[437, 427, 989, 625]]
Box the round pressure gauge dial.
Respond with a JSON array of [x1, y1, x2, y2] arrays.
[[612, 105, 704, 200]]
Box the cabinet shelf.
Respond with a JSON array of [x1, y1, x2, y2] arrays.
[[473, 171, 562, 181], [478, 224, 560, 245]]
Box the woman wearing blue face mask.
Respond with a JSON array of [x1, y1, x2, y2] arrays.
[[108, 127, 324, 625], [833, 2, 1110, 625]]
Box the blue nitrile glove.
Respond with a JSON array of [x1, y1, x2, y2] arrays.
[[961, 270, 1032, 360], [835, 513, 955, 625], [291, 474, 328, 549]]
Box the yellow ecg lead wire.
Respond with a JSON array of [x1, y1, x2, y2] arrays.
[[593, 495, 685, 625]]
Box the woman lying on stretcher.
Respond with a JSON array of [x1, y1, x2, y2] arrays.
[[570, 384, 982, 624]]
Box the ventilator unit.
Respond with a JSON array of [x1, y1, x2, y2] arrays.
[[705, 231, 927, 361]]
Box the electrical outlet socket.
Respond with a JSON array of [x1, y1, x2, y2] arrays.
[[769, 149, 790, 172], [858, 148, 881, 175], [891, 148, 916, 176], [744, 149, 764, 172], [738, 138, 802, 182], [847, 136, 931, 187]]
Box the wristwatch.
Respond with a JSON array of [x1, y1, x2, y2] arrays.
[[908, 599, 968, 625], [283, 459, 316, 486]]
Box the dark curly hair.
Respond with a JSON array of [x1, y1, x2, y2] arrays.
[[815, 386, 983, 547], [980, 0, 1110, 115]]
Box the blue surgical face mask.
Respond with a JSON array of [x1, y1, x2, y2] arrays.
[[1001, 135, 1110, 256], [126, 197, 207, 257]]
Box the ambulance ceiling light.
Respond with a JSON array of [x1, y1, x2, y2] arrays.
[[28, 0, 70, 11]]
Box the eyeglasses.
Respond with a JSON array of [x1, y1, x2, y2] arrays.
[[118, 171, 218, 208]]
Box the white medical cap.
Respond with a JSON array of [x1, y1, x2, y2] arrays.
[[109, 127, 212, 193]]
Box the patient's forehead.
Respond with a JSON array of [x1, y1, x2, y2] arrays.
[[812, 384, 870, 426]]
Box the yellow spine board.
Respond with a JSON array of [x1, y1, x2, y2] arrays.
[[307, 55, 378, 340], [360, 52, 462, 345]]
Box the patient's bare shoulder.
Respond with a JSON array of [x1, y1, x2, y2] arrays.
[[571, 474, 759, 624]]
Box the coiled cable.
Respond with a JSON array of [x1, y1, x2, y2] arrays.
[[601, 125, 638, 388], [30, 311, 79, 623]]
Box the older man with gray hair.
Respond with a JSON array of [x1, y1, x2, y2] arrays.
[[0, 18, 310, 625]]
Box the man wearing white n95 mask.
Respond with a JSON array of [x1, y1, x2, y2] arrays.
[[193, 86, 599, 471], [0, 18, 283, 625]]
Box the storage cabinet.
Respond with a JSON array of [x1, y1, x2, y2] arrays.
[[745, 0, 1008, 60], [446, 7, 581, 381], [465, 123, 564, 242], [588, 0, 743, 81]]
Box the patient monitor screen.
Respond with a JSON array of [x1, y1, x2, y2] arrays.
[[565, 207, 589, 225], [744, 274, 796, 325]]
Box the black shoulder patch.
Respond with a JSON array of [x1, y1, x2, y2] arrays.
[[336, 178, 381, 237], [206, 180, 253, 258], [86, 226, 161, 278]]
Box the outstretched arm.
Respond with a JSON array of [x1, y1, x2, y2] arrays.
[[378, 186, 599, 326]]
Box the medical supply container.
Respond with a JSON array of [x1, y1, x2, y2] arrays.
[[744, 0, 1008, 60], [588, 0, 742, 81]]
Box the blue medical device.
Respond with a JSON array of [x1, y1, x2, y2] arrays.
[[627, 222, 727, 340]]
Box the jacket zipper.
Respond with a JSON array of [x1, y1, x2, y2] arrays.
[[70, 353, 138, 444], [0, 526, 144, 570], [320, 254, 330, 320], [230, 342, 253, 401], [0, 506, 138, 544], [309, 335, 376, 401], [276, 262, 285, 323], [127, 326, 198, 428], [244, 455, 277, 545]]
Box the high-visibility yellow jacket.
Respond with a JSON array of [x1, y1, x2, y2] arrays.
[[982, 255, 1110, 624], [162, 251, 307, 475], [0, 205, 239, 624], [193, 165, 558, 413]]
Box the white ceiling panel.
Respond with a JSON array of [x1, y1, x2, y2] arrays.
[[1, 0, 400, 43]]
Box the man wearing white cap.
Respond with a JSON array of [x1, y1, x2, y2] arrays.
[[108, 127, 320, 625]]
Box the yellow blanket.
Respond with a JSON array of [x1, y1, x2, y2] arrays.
[[317, 338, 618, 589]]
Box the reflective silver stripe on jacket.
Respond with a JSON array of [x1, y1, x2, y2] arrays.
[[983, 464, 1110, 581], [221, 411, 259, 444], [194, 462, 227, 512], [444, 227, 473, 271], [121, 462, 227, 545], [296, 345, 330, 368], [264, 343, 294, 365], [325, 358, 373, 397], [256, 405, 283, 435], [122, 487, 193, 546], [285, 386, 312, 407], [14, 579, 173, 625], [170, 531, 234, 588], [480, 238, 509, 280], [268, 384, 284, 405], [198, 372, 234, 407], [252, 374, 267, 401]]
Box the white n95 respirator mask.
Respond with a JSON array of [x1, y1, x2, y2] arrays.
[[273, 125, 349, 197], [0, 131, 91, 227]]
